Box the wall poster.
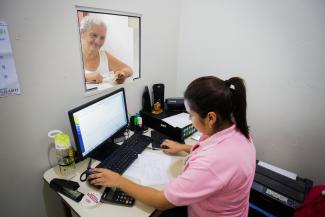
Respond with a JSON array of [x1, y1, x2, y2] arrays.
[[0, 21, 21, 98]]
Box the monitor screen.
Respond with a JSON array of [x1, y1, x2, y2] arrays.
[[68, 88, 128, 159]]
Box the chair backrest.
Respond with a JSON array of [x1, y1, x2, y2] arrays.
[[294, 185, 325, 217]]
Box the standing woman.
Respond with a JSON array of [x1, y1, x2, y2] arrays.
[[89, 76, 256, 217], [80, 15, 133, 84]]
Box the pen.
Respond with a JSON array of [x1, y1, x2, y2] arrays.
[[146, 146, 162, 150], [87, 87, 98, 91]]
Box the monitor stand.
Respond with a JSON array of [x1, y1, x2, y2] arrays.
[[88, 140, 119, 162]]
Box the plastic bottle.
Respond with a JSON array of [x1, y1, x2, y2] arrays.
[[54, 132, 76, 178], [138, 116, 143, 128], [134, 113, 139, 126]]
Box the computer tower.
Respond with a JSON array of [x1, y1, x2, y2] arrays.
[[153, 83, 165, 109]]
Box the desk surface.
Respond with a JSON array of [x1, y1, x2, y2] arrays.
[[86, 77, 133, 92], [43, 134, 196, 217]]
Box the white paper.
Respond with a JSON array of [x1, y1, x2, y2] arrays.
[[258, 161, 297, 180], [124, 151, 173, 186], [162, 112, 191, 128], [191, 132, 202, 141], [0, 21, 21, 97]]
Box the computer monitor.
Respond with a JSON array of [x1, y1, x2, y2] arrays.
[[68, 88, 129, 161]]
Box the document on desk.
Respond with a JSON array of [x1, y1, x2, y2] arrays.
[[258, 161, 297, 180], [162, 112, 191, 128], [124, 152, 173, 186]]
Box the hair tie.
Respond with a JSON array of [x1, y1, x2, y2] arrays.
[[224, 79, 235, 90]]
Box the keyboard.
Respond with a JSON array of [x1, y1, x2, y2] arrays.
[[97, 133, 152, 173], [96, 133, 152, 205]]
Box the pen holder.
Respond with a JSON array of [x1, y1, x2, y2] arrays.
[[129, 115, 146, 133]]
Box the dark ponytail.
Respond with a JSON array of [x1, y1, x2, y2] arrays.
[[184, 76, 250, 139], [224, 77, 249, 139]]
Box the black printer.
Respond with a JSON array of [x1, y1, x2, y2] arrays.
[[140, 110, 196, 143], [250, 161, 313, 216], [165, 97, 186, 112]]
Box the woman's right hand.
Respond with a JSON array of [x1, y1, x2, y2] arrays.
[[89, 168, 122, 188], [161, 139, 184, 155], [85, 72, 103, 84]]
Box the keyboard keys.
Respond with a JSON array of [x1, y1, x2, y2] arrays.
[[97, 134, 151, 173], [98, 133, 151, 206]]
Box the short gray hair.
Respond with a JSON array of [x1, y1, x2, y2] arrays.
[[79, 15, 107, 34]]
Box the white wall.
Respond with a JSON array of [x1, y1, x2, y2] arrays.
[[0, 0, 180, 216], [1, 1, 324, 216], [176, 0, 325, 184]]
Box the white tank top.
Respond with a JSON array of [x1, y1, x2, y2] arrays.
[[84, 50, 111, 78]]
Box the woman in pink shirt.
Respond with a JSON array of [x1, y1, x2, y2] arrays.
[[89, 76, 256, 217]]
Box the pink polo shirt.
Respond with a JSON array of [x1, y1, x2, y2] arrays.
[[164, 125, 256, 217]]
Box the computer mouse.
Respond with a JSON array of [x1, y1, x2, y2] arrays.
[[86, 171, 102, 189], [161, 145, 169, 149]]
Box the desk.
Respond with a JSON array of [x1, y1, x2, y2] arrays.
[[86, 77, 133, 91], [43, 135, 196, 217]]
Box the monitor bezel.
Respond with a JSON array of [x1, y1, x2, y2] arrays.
[[68, 87, 129, 160]]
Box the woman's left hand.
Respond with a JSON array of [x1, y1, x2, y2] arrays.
[[88, 168, 121, 187], [115, 70, 127, 84]]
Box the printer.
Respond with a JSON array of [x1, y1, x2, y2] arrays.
[[250, 161, 313, 216], [165, 97, 186, 112], [140, 110, 196, 142]]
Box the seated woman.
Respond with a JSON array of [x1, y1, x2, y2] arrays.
[[80, 15, 133, 84], [89, 76, 256, 217]]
